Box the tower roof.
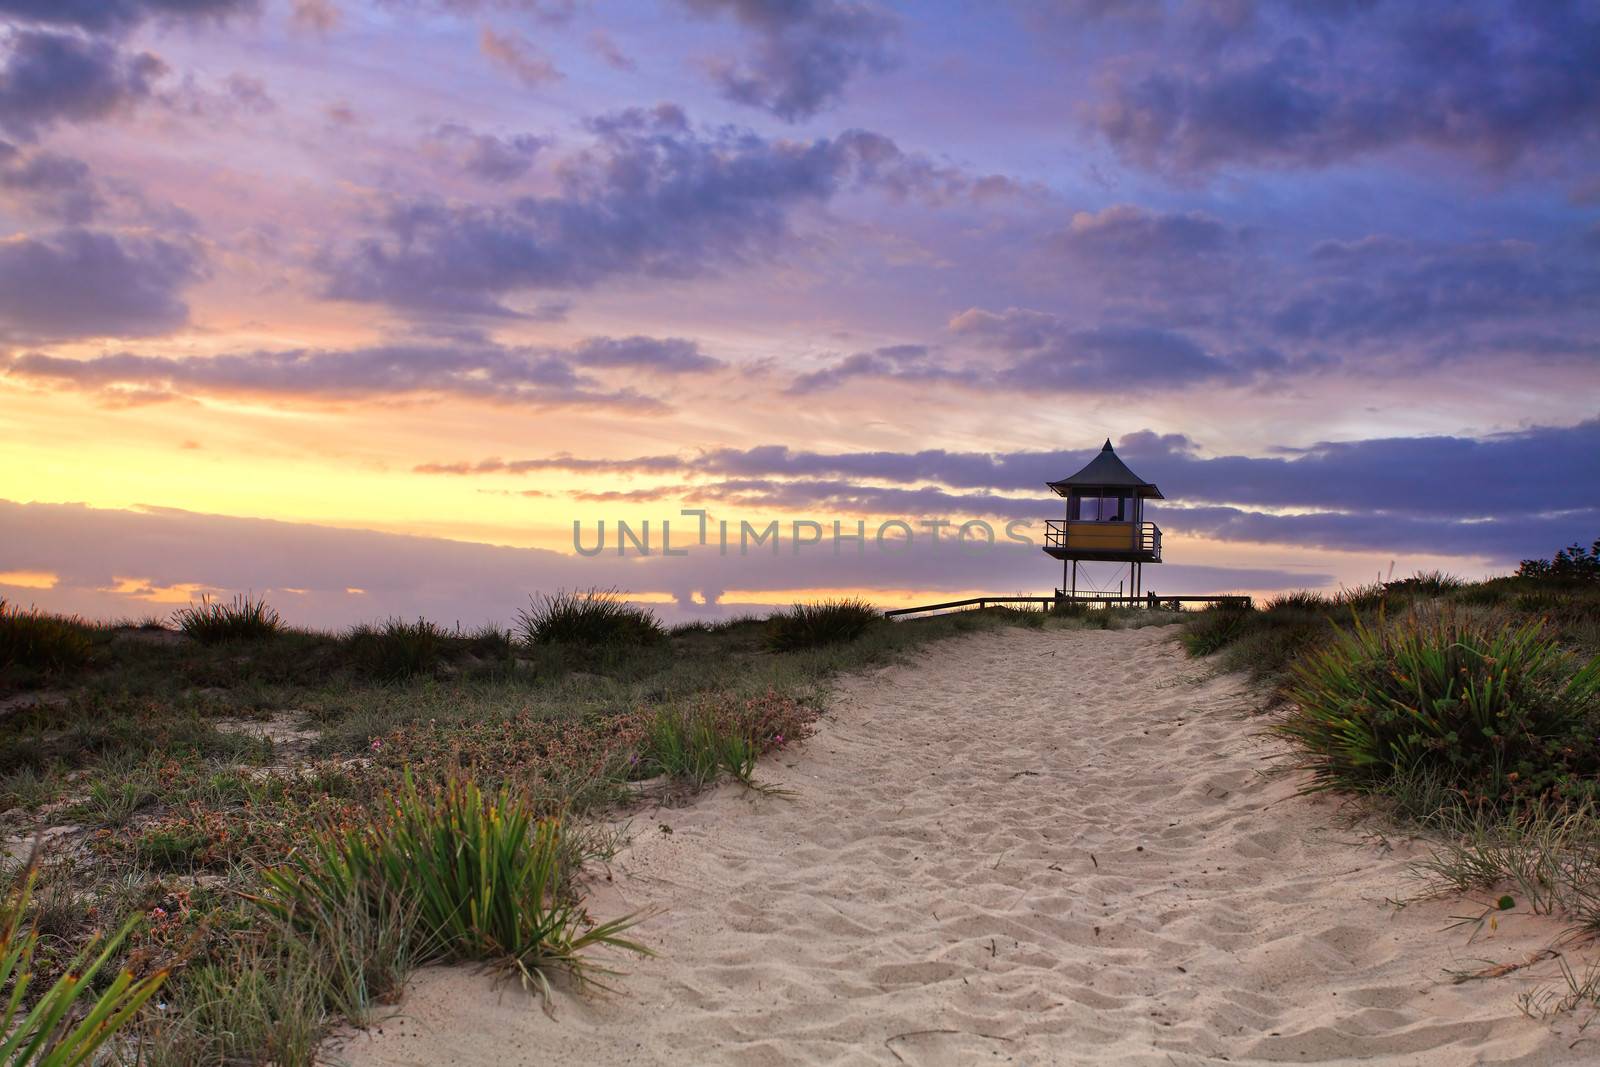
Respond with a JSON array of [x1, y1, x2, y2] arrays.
[[1047, 439, 1164, 499]]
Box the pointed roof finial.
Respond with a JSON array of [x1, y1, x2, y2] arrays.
[[1046, 437, 1164, 499]]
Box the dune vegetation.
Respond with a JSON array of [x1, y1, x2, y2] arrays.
[[1, 587, 1138, 1064]]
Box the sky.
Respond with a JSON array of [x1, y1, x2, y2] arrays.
[[0, 0, 1597, 627]]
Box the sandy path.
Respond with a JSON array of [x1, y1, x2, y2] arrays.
[[333, 625, 1593, 1066]]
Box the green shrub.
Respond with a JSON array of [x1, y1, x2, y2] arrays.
[[346, 618, 444, 680], [172, 594, 282, 644], [0, 858, 166, 1066], [518, 589, 664, 647], [765, 598, 880, 651], [0, 600, 92, 675], [1279, 609, 1600, 806], [259, 773, 646, 999], [1179, 604, 1255, 656]]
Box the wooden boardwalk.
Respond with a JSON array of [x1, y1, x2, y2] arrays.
[[884, 593, 1250, 619]]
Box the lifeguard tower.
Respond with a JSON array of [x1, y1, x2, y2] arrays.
[[1044, 439, 1163, 601]]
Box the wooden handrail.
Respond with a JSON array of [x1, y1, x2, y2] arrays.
[[883, 593, 1251, 618]]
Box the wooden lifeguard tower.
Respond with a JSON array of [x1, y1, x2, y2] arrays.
[[1044, 439, 1163, 601]]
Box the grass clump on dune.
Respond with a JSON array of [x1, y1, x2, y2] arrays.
[[346, 617, 444, 681], [260, 772, 646, 1000], [765, 597, 881, 651], [172, 594, 282, 644], [0, 599, 92, 676], [518, 588, 664, 648], [1279, 609, 1600, 806]]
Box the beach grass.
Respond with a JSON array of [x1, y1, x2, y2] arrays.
[[172, 593, 284, 644], [518, 587, 665, 648], [765, 597, 882, 651]]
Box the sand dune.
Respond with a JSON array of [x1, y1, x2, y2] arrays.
[[332, 625, 1594, 1065]]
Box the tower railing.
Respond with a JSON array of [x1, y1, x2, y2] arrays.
[[1043, 520, 1162, 561]]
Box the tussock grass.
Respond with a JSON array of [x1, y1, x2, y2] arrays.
[[518, 588, 664, 647], [346, 617, 444, 680], [1279, 609, 1600, 805], [172, 594, 282, 644], [765, 598, 880, 651], [260, 773, 646, 1000], [0, 599, 92, 676]]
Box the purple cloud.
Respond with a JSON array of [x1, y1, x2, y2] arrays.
[[321, 107, 1004, 315], [1089, 1, 1600, 175], [681, 0, 898, 122], [409, 418, 1600, 564], [0, 0, 256, 33], [0, 228, 201, 340], [425, 123, 547, 183], [0, 30, 165, 139], [2, 337, 680, 409], [0, 141, 102, 221], [478, 27, 562, 87], [571, 336, 724, 374]]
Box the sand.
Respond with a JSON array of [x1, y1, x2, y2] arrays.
[[330, 625, 1595, 1066]]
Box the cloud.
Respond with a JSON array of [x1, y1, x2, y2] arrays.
[[0, 228, 202, 341], [587, 29, 634, 71], [0, 30, 165, 139], [1088, 2, 1600, 175], [570, 336, 724, 374], [416, 453, 685, 476], [1053, 204, 1232, 259], [787, 344, 976, 394], [3, 337, 679, 410], [424, 123, 546, 182], [291, 0, 340, 32], [381, 0, 575, 21], [0, 0, 257, 34], [1268, 238, 1600, 348], [680, 0, 897, 121], [0, 141, 102, 221], [478, 27, 562, 87], [408, 418, 1600, 564], [321, 107, 1003, 315]]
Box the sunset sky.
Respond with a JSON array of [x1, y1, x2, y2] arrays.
[[1, 0, 1597, 626]]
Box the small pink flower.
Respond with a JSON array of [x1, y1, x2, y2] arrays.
[[774, 734, 784, 744], [369, 738, 382, 751]]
